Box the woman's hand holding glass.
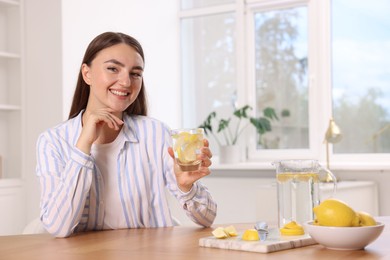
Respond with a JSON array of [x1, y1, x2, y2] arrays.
[[168, 139, 213, 193]]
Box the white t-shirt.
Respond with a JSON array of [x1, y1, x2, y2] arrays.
[[91, 129, 126, 229]]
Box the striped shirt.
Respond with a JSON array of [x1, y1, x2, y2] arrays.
[[36, 111, 217, 237]]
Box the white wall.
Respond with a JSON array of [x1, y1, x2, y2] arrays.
[[24, 0, 63, 224]]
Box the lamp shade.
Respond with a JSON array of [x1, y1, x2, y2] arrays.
[[325, 118, 342, 143]]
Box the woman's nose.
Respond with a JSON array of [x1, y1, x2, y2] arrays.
[[119, 72, 131, 86]]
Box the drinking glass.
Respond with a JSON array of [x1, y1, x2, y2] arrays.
[[171, 128, 204, 171]]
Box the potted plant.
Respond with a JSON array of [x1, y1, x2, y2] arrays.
[[199, 105, 287, 163]]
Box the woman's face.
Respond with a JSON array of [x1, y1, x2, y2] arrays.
[[82, 43, 144, 115]]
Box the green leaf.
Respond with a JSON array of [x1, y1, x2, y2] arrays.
[[281, 109, 290, 117], [250, 117, 272, 135], [199, 111, 216, 135], [233, 105, 252, 119], [218, 119, 230, 133], [263, 107, 279, 120]]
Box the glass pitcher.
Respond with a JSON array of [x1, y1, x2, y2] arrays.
[[273, 159, 337, 228]]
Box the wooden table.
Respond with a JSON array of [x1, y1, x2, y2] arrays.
[[0, 217, 389, 260]]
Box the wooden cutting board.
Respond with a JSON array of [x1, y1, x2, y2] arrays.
[[199, 228, 316, 253]]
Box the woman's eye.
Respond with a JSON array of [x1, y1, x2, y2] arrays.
[[107, 67, 118, 72], [131, 72, 142, 79]]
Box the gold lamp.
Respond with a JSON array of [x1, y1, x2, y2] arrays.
[[323, 118, 342, 181]]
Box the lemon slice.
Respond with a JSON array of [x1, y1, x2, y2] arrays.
[[224, 225, 238, 237], [211, 225, 238, 239], [173, 132, 203, 163], [180, 143, 198, 162], [212, 227, 228, 239]]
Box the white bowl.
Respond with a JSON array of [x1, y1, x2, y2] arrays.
[[304, 222, 385, 250]]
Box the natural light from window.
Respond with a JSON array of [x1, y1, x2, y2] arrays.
[[332, 0, 390, 153], [254, 6, 308, 149]]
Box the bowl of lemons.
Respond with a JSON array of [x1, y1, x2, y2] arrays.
[[304, 198, 385, 250]]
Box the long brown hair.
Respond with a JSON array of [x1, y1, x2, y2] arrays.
[[68, 32, 148, 119]]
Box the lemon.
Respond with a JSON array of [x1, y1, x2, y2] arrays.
[[212, 227, 228, 239], [313, 198, 360, 227], [172, 132, 203, 163], [280, 221, 305, 236], [357, 211, 376, 226], [242, 229, 260, 241], [224, 225, 238, 237], [180, 142, 200, 162], [211, 225, 238, 239]]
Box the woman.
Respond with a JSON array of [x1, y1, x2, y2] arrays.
[[36, 32, 217, 237]]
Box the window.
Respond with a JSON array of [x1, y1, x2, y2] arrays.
[[179, 0, 390, 168], [180, 12, 236, 129], [253, 6, 308, 150], [332, 0, 390, 154], [181, 0, 235, 10]]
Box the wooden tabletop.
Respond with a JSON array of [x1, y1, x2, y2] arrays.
[[0, 216, 389, 260]]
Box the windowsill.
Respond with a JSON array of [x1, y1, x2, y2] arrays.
[[210, 157, 390, 172]]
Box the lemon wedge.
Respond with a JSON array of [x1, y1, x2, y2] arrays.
[[212, 227, 228, 239], [224, 225, 238, 237], [211, 225, 238, 239]]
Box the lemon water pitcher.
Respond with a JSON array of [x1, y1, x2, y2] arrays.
[[273, 159, 337, 228]]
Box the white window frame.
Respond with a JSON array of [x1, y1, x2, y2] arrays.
[[244, 0, 321, 163], [179, 0, 390, 170]]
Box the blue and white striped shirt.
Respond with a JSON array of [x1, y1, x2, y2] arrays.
[[36, 111, 217, 237]]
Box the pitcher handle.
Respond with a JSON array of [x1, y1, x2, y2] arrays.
[[320, 166, 337, 196]]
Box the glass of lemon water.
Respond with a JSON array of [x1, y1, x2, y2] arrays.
[[171, 128, 204, 171], [273, 159, 337, 228]]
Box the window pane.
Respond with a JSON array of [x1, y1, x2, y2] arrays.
[[181, 0, 234, 10], [254, 6, 308, 149], [180, 13, 236, 149], [332, 0, 390, 153]]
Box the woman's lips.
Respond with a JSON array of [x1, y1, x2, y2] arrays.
[[110, 89, 129, 96]]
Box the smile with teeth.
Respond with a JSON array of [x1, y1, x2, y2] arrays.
[[110, 89, 129, 96]]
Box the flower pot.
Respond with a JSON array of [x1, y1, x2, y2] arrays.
[[219, 145, 241, 164]]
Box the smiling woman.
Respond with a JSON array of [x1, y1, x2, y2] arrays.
[[35, 32, 217, 238]]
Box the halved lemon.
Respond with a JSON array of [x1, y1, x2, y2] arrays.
[[242, 229, 260, 241], [280, 221, 305, 236]]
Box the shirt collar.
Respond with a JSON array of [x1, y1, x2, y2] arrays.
[[122, 113, 139, 143]]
